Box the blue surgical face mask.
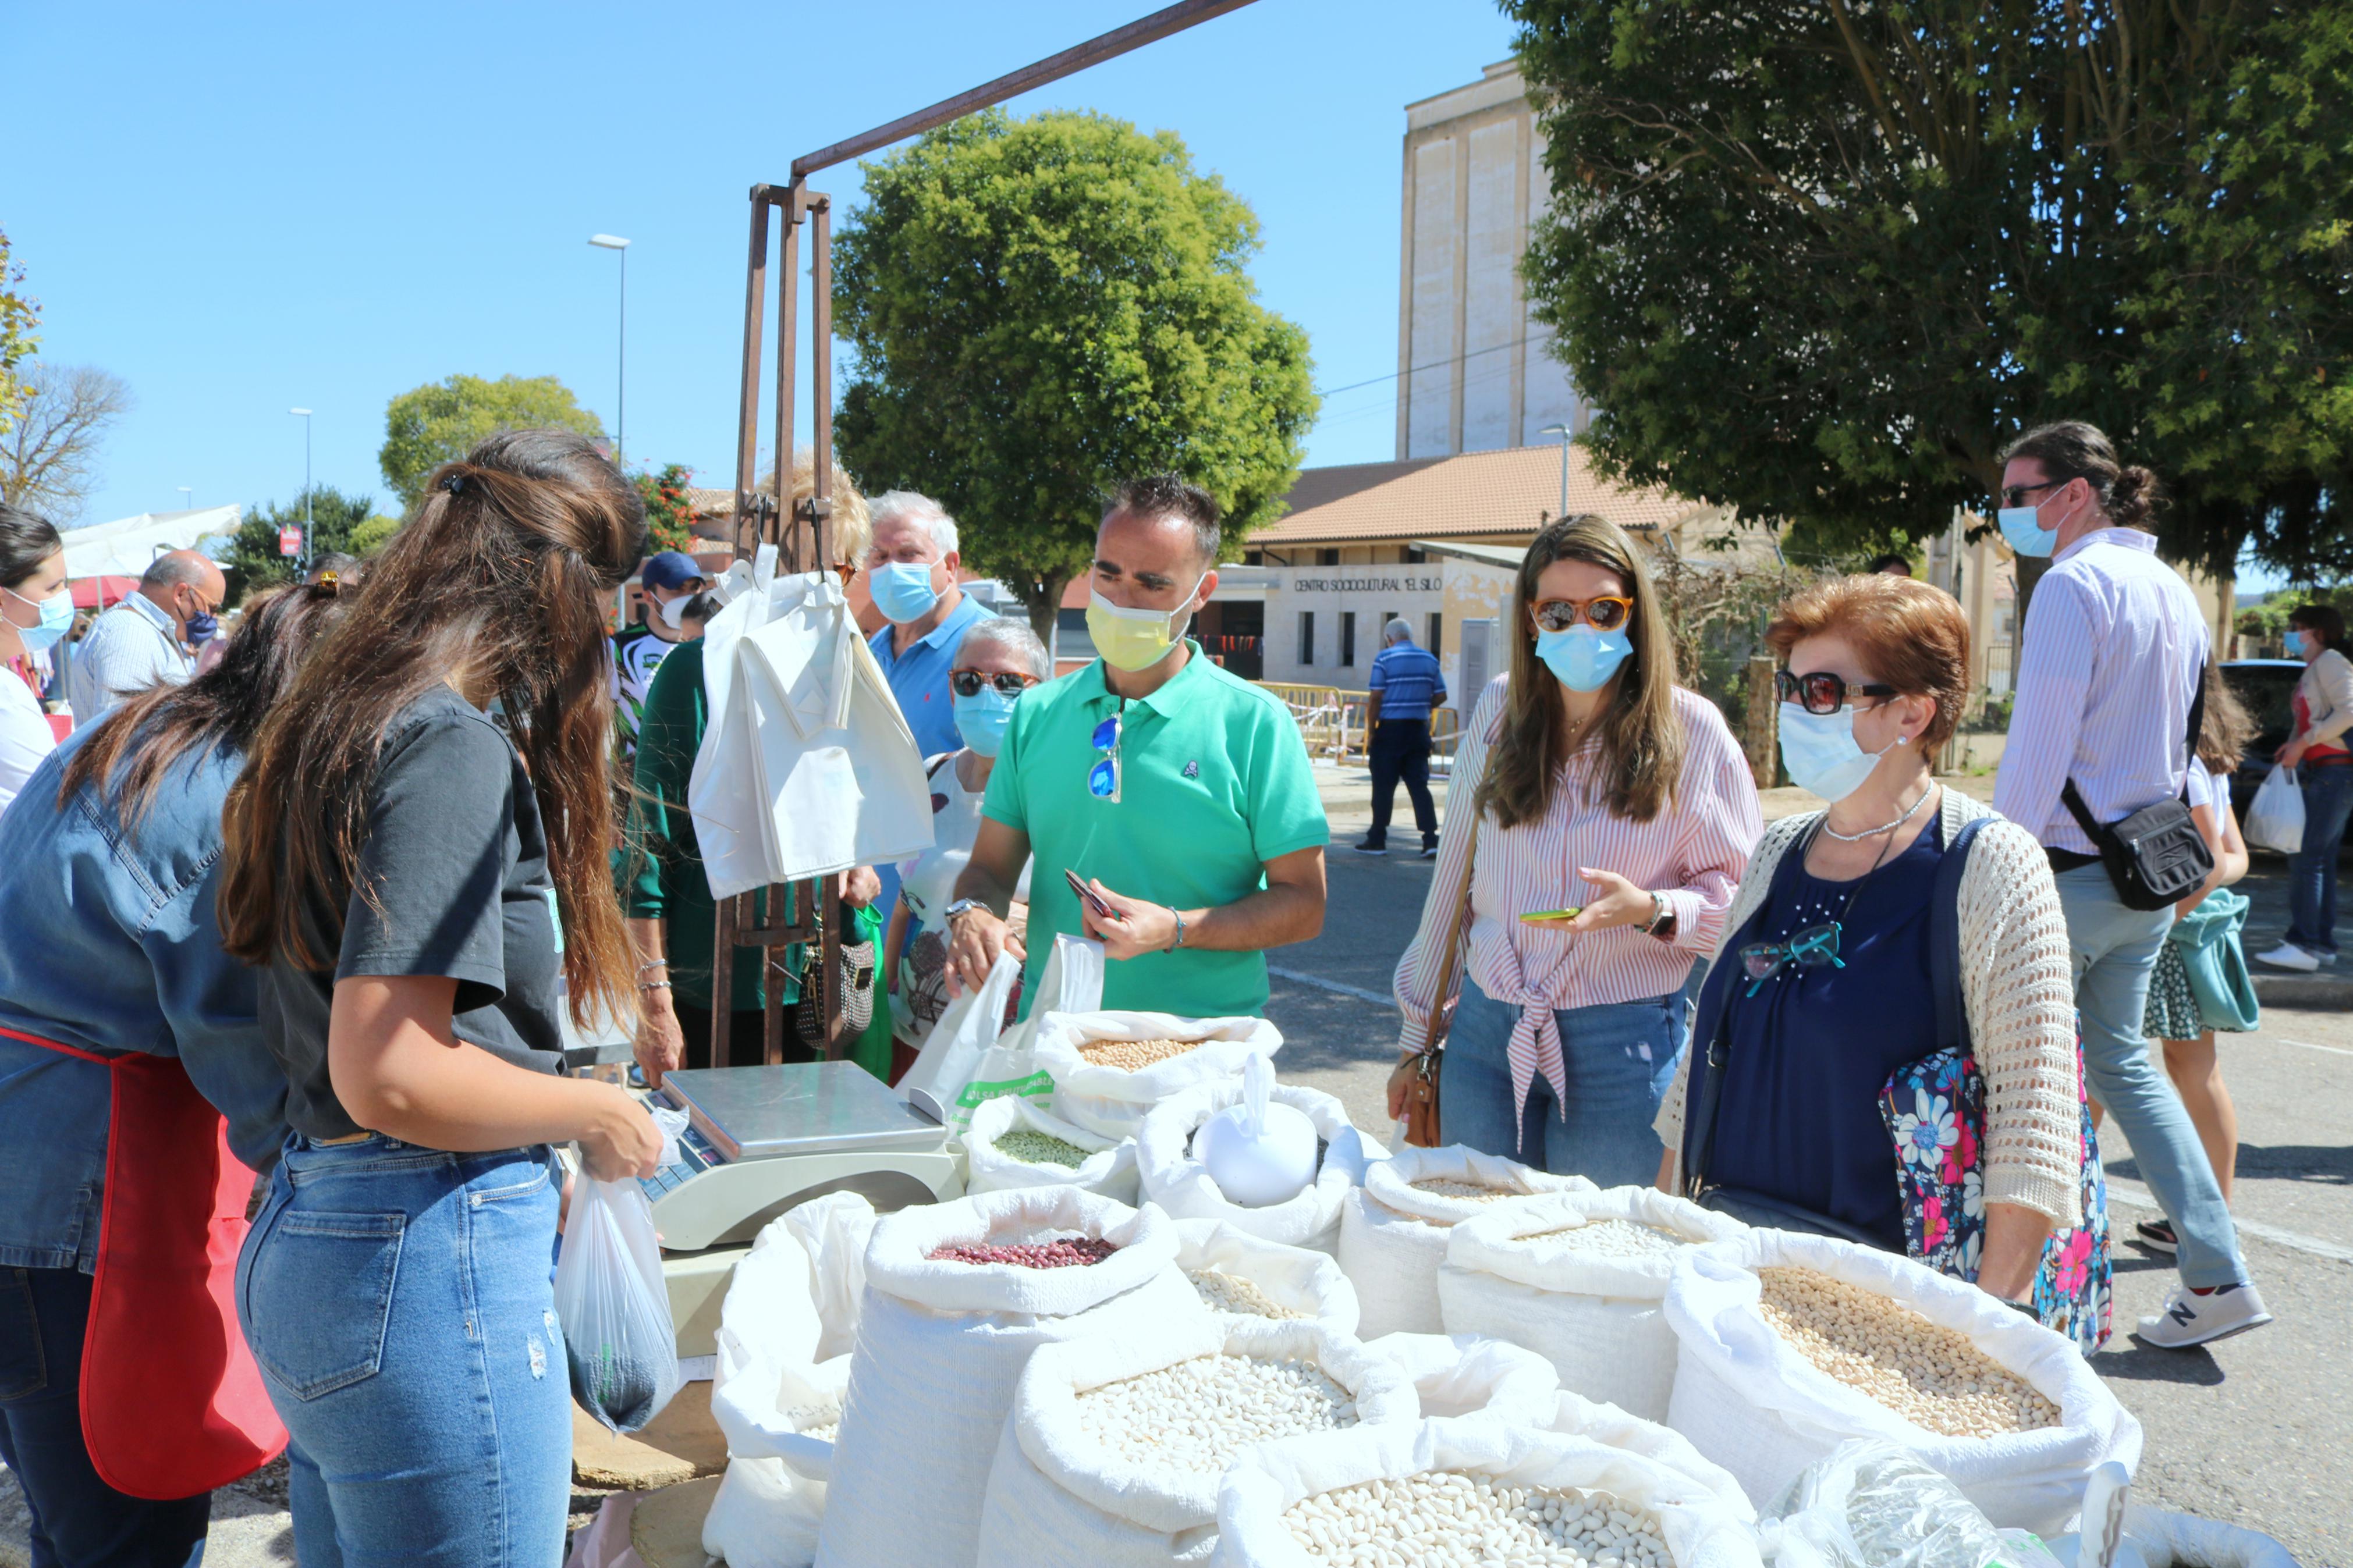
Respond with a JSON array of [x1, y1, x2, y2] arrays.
[[1778, 702, 1899, 803], [184, 611, 219, 645], [871, 560, 941, 624], [5, 584, 72, 653], [2285, 630, 2307, 658], [952, 685, 1018, 756], [1534, 624, 1632, 693], [1997, 500, 2060, 559]]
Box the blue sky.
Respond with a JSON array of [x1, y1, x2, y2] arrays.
[[12, 0, 1521, 530]]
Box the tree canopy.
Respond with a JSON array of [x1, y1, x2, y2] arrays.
[[1509, 0, 2353, 581], [0, 227, 37, 440], [832, 108, 1318, 635], [0, 364, 131, 523], [221, 485, 378, 599], [378, 374, 605, 508]]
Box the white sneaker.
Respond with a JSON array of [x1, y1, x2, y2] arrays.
[[2255, 942, 2321, 972], [2132, 1281, 2274, 1349]]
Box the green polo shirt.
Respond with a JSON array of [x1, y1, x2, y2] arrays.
[[982, 643, 1329, 1020]]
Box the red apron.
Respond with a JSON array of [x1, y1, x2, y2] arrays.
[[1, 1025, 288, 1499]]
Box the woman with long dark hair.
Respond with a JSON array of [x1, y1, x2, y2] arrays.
[[1386, 514, 1762, 1183], [0, 500, 70, 815], [219, 431, 662, 1566], [0, 579, 348, 1566]]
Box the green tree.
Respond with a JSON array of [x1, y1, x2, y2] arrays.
[[349, 515, 402, 556], [378, 374, 605, 508], [833, 108, 1318, 637], [0, 226, 41, 439], [1509, 1, 2353, 582], [221, 485, 378, 599]]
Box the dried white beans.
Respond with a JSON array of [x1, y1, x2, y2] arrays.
[[1186, 1267, 1309, 1320], [1525, 1219, 1687, 1258], [1284, 1471, 1672, 1567], [1076, 1354, 1355, 1474]]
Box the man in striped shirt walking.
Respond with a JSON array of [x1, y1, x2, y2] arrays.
[[1991, 420, 2269, 1350], [1358, 618, 1447, 858]]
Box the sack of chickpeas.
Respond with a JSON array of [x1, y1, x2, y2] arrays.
[[1338, 1146, 1596, 1339], [814, 1187, 1199, 1568], [1660, 1231, 2142, 1537], [966, 1092, 1141, 1203], [1534, 1389, 1756, 1523], [1361, 1331, 1560, 1423], [1138, 1080, 1382, 1255], [1176, 1219, 1363, 1338], [976, 1314, 1419, 1568], [1213, 1416, 1766, 1568], [1436, 1187, 1746, 1423], [1031, 1011, 1284, 1138]]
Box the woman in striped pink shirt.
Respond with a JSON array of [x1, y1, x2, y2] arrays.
[[1386, 515, 1762, 1183]]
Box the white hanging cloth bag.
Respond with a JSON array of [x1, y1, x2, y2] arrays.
[[1174, 1219, 1362, 1338], [1360, 1331, 1560, 1423], [1437, 1185, 1745, 1423], [1337, 1145, 1593, 1340]]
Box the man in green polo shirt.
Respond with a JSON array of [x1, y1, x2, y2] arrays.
[[945, 474, 1329, 1019]]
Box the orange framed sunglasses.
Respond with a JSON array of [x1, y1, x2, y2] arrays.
[[1528, 595, 1633, 634]]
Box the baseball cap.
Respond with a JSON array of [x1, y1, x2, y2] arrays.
[[640, 551, 705, 593]]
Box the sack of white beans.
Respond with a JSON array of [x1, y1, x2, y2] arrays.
[[1338, 1146, 1595, 1339], [967, 1092, 1141, 1203], [814, 1188, 1200, 1568], [1438, 1186, 1744, 1423], [702, 1456, 824, 1568], [1661, 1230, 2141, 1537], [1032, 1010, 1284, 1139], [1213, 1416, 1766, 1568], [1176, 1219, 1362, 1337], [1362, 1331, 1559, 1422], [976, 1315, 1418, 1568], [1140, 1080, 1382, 1256], [1534, 1390, 1755, 1523]]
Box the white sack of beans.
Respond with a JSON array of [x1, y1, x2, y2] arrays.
[[1212, 1416, 1765, 1568], [1140, 1080, 1383, 1255], [1662, 1230, 2141, 1537], [1177, 1219, 1362, 1338], [1031, 1010, 1284, 1139], [1362, 1331, 1560, 1423], [1437, 1186, 1745, 1423], [1339, 1145, 1596, 1339], [1534, 1389, 1755, 1523], [815, 1188, 1200, 1568], [976, 1315, 1417, 1568], [967, 1092, 1141, 1203]]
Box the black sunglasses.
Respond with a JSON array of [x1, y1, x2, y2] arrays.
[[1999, 476, 2075, 510], [950, 670, 1038, 699], [1776, 670, 1898, 716]]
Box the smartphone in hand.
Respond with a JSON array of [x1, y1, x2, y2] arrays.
[[1518, 906, 1582, 924], [1066, 867, 1123, 922]]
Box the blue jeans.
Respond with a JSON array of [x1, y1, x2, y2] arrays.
[[236, 1136, 572, 1568], [2054, 865, 2246, 1289], [1439, 977, 1683, 1186], [0, 1266, 210, 1568], [2284, 762, 2353, 957]]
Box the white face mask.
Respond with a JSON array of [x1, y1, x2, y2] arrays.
[[1777, 703, 1903, 804], [657, 593, 691, 630]]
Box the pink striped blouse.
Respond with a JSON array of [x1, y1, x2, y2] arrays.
[[1393, 678, 1762, 1125]]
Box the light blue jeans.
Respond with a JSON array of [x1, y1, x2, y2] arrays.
[[236, 1135, 573, 1568], [1439, 977, 1683, 1187], [2054, 865, 2247, 1289]]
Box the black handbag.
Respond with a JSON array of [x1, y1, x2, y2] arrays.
[[2058, 667, 2213, 912]]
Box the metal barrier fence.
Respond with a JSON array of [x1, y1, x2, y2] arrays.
[[1257, 682, 1461, 766]]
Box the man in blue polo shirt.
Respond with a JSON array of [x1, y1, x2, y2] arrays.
[[1358, 617, 1446, 858], [943, 475, 1329, 1019]]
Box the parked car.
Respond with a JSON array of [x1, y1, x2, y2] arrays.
[[2223, 658, 2301, 824]]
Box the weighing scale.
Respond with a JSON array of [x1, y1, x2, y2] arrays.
[[644, 1061, 964, 1357]]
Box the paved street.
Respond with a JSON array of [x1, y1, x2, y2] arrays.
[[1273, 761, 2350, 1563]]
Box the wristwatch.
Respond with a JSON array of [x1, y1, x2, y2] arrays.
[[1642, 891, 1674, 936], [943, 897, 989, 925]]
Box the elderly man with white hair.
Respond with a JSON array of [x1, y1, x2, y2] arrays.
[[62, 549, 225, 721]]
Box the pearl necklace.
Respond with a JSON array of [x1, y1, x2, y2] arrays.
[[1820, 784, 1935, 842]]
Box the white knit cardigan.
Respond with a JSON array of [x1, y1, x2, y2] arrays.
[[1655, 787, 2084, 1229]]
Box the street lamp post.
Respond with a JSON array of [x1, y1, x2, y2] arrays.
[[176, 486, 193, 512], [289, 408, 313, 570], [589, 234, 630, 464], [1539, 422, 1573, 521]]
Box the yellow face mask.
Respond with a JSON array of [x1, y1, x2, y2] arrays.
[[1085, 573, 1206, 672]]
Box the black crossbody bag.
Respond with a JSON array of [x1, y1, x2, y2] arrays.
[[2058, 667, 2213, 913]]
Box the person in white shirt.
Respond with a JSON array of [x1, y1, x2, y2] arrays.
[[885, 616, 1045, 1043], [0, 504, 70, 816], [61, 550, 223, 720], [2257, 602, 2353, 970], [1991, 419, 2266, 1349]]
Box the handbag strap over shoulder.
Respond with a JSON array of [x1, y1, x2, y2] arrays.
[[1929, 813, 1991, 1057], [2059, 659, 2208, 841]]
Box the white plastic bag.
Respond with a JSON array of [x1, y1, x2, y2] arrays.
[[2245, 763, 2304, 854], [554, 1109, 687, 1433], [1438, 1185, 1744, 1421], [1662, 1231, 2142, 1537], [976, 1315, 1419, 1568], [1138, 1079, 1383, 1254], [1763, 1440, 2046, 1568], [1212, 1417, 1765, 1568], [900, 934, 1104, 1132], [778, 1191, 876, 1365], [1337, 1145, 1595, 1339], [1032, 1008, 1282, 1139], [1174, 1219, 1362, 1336], [966, 1093, 1139, 1203], [814, 1189, 1201, 1568], [1362, 1331, 1560, 1422]]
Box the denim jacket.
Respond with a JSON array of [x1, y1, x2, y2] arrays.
[[0, 724, 286, 1272]]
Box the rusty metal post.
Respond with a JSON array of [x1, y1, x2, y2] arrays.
[[808, 193, 844, 1062]]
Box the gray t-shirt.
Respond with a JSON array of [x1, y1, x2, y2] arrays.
[[260, 688, 565, 1141]]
